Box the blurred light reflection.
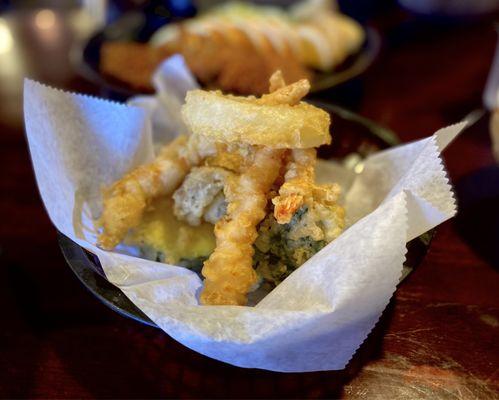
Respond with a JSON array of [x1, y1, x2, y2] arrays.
[[35, 9, 56, 30], [33, 9, 61, 47], [0, 15, 24, 128], [0, 19, 13, 54]]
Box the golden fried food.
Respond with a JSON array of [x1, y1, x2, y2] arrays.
[[100, 74, 345, 306], [125, 197, 216, 266], [258, 78, 310, 106], [273, 148, 342, 225], [214, 35, 310, 95], [268, 70, 286, 93], [101, 27, 309, 96], [200, 147, 285, 305], [198, 76, 331, 305], [205, 142, 256, 174], [152, 1, 364, 71], [272, 149, 316, 224], [254, 197, 345, 284], [162, 29, 230, 86], [169, 28, 309, 96], [98, 134, 214, 250], [100, 1, 364, 95], [181, 86, 331, 149], [295, 14, 364, 71], [100, 42, 168, 92]]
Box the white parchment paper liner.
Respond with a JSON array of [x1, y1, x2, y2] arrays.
[[24, 56, 466, 372]]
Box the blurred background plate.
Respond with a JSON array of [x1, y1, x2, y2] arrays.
[[74, 10, 380, 101], [58, 101, 433, 327]]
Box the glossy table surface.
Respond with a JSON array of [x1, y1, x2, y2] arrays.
[[1, 6, 498, 399]]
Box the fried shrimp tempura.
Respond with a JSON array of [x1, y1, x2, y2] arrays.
[[272, 148, 316, 224], [272, 148, 341, 224], [99, 73, 344, 306], [198, 74, 315, 305], [258, 77, 310, 106], [98, 134, 213, 250], [200, 147, 285, 305], [268, 70, 286, 93]]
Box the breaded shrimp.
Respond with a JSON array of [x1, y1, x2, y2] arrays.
[[98, 134, 214, 250], [272, 148, 316, 224], [199, 74, 313, 305], [200, 147, 285, 305], [272, 148, 341, 224], [258, 77, 310, 106], [268, 70, 286, 93]]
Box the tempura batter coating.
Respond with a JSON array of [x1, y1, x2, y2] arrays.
[[100, 42, 168, 92], [200, 147, 285, 305], [272, 149, 316, 224], [182, 86, 330, 149], [100, 25, 309, 96], [98, 135, 214, 250], [204, 142, 256, 174], [272, 149, 341, 224], [98, 73, 345, 307], [258, 78, 310, 106], [268, 70, 286, 93]]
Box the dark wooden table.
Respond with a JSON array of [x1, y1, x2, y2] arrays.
[[1, 7, 498, 399]]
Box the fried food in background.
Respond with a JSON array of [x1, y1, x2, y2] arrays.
[[151, 0, 364, 72], [99, 0, 364, 95], [164, 29, 310, 95], [98, 73, 345, 305], [100, 42, 167, 93], [100, 30, 309, 95]]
